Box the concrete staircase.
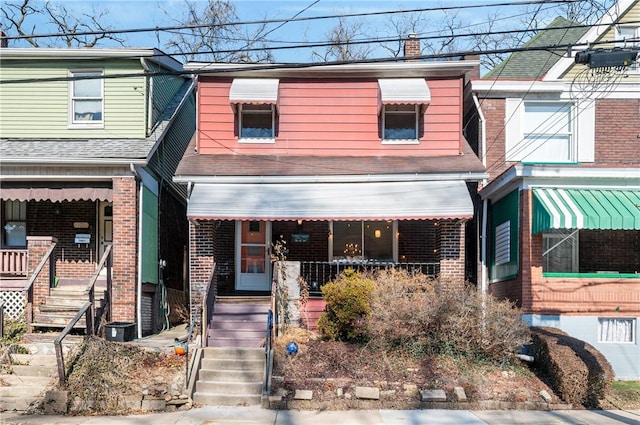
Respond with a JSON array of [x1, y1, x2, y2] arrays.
[[0, 336, 81, 412], [193, 297, 270, 406], [32, 279, 106, 330], [192, 347, 265, 406]]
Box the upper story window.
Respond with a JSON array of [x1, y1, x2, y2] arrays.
[[615, 26, 639, 72], [378, 79, 430, 145], [382, 104, 419, 141], [239, 104, 275, 140], [230, 78, 279, 144], [521, 102, 572, 162], [69, 69, 104, 127], [2, 200, 27, 248]]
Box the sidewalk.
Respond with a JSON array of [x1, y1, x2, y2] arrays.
[[1, 406, 639, 425]]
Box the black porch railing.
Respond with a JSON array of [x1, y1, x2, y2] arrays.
[[300, 261, 440, 294]]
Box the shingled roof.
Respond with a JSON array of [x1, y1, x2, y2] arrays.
[[484, 17, 589, 80]]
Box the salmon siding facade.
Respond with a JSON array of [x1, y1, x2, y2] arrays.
[[175, 60, 487, 339]]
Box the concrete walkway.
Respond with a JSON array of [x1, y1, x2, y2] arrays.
[[2, 406, 639, 425]]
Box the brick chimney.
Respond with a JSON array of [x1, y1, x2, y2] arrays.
[[404, 33, 420, 62], [0, 30, 8, 48], [463, 54, 481, 81]]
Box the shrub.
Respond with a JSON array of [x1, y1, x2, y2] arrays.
[[367, 270, 529, 363], [531, 327, 614, 408], [317, 269, 374, 342]]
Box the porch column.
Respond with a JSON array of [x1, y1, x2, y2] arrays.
[[111, 177, 137, 323], [26, 236, 57, 325], [189, 220, 217, 330], [520, 189, 541, 314], [437, 220, 466, 285]]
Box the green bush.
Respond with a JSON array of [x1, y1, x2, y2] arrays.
[[531, 327, 614, 408], [317, 269, 374, 342]]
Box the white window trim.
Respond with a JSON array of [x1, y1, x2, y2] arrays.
[[238, 103, 276, 144], [505, 98, 595, 164], [598, 317, 636, 344], [68, 69, 104, 129], [615, 26, 639, 72], [381, 104, 420, 145], [328, 220, 398, 262]]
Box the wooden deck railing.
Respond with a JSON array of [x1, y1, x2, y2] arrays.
[[0, 249, 28, 277]]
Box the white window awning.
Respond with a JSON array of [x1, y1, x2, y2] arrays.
[[229, 78, 279, 104], [187, 180, 472, 221], [378, 78, 431, 105]]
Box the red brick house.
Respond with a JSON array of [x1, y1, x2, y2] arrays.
[[176, 48, 486, 337], [465, 0, 640, 378]]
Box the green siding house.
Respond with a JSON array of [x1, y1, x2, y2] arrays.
[[0, 48, 195, 338]]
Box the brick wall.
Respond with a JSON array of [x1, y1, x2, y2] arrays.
[[438, 219, 466, 284], [27, 200, 97, 278], [580, 230, 640, 273], [26, 236, 56, 322], [480, 98, 516, 183], [111, 177, 138, 322], [595, 99, 640, 164], [189, 220, 217, 312]]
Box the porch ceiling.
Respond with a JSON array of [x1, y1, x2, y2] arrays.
[[187, 180, 473, 221], [532, 188, 640, 234]]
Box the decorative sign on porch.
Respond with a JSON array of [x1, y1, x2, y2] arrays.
[[292, 233, 309, 243], [74, 233, 91, 244]]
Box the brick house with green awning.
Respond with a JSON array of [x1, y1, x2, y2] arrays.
[[465, 0, 640, 379]]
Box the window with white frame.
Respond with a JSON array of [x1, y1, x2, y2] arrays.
[[517, 102, 573, 163], [239, 104, 275, 141], [598, 318, 635, 343], [2, 200, 27, 248], [69, 70, 104, 125], [382, 105, 419, 142], [542, 230, 578, 273], [330, 220, 395, 262], [615, 26, 639, 71]]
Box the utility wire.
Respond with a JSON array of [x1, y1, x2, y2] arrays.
[[2, 0, 581, 41]]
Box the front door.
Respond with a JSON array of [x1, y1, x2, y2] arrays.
[[98, 201, 113, 261], [235, 220, 271, 291]]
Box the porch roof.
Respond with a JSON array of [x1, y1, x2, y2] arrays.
[[532, 188, 640, 234], [187, 180, 473, 221]]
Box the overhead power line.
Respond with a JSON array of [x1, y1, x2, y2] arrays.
[[2, 38, 634, 85], [1, 0, 581, 41]]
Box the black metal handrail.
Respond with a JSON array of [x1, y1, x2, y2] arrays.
[[53, 301, 93, 386], [263, 309, 274, 396], [184, 305, 199, 389]]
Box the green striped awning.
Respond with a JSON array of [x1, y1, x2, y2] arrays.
[[532, 188, 640, 234]]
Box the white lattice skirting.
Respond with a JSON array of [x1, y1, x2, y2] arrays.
[[0, 290, 26, 320]]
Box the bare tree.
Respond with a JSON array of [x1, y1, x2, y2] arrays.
[[311, 16, 373, 62], [1, 0, 125, 47], [163, 0, 272, 63]]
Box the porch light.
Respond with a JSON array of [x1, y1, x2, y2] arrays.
[[374, 229, 381, 238], [297, 219, 303, 226], [53, 205, 61, 215]]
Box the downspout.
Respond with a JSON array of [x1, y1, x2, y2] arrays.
[[130, 163, 143, 339], [473, 93, 489, 296]]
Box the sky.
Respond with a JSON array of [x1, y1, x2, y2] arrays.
[[1, 0, 581, 63]]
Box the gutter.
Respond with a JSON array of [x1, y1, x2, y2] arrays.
[[472, 94, 487, 176], [0, 158, 147, 166], [174, 172, 489, 185]]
